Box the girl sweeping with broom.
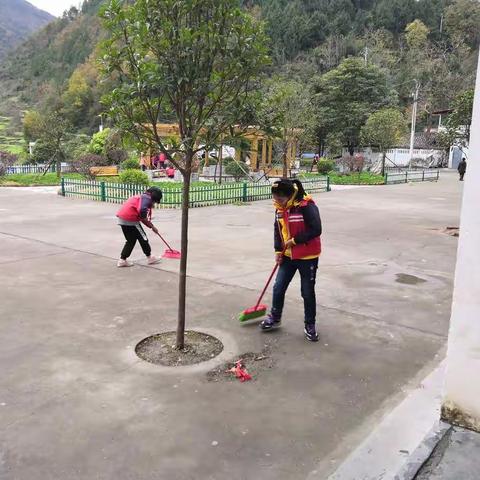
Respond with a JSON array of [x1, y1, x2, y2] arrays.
[[116, 187, 163, 267], [261, 179, 322, 341]]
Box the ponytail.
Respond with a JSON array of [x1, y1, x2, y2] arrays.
[[272, 178, 306, 201], [292, 179, 306, 200]]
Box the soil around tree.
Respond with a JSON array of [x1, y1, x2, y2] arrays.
[[135, 331, 223, 366]]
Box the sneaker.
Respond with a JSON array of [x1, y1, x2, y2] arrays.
[[304, 324, 319, 342], [117, 259, 134, 268], [260, 314, 281, 331], [147, 255, 161, 265]]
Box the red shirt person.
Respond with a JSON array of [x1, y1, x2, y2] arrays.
[[166, 166, 175, 179], [116, 187, 163, 267]]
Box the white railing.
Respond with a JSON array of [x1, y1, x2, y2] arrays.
[[6, 163, 70, 174]]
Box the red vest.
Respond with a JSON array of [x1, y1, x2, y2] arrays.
[[278, 200, 321, 260], [117, 195, 151, 222]]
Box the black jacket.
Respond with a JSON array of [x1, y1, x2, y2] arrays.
[[458, 160, 467, 174]]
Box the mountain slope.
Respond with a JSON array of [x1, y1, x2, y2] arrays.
[[0, 0, 477, 136], [0, 0, 103, 125], [0, 0, 53, 61]]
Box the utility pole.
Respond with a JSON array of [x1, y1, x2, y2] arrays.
[[409, 80, 420, 168]]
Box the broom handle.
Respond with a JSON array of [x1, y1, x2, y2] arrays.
[[254, 247, 287, 309], [154, 230, 174, 251]]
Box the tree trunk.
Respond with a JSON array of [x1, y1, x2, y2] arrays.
[[218, 145, 223, 185], [56, 152, 61, 178], [282, 129, 288, 178], [381, 151, 386, 177], [282, 149, 288, 178], [176, 154, 192, 350]]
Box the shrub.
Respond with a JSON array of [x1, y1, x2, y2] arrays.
[[70, 154, 105, 179], [222, 156, 234, 165], [317, 159, 335, 174], [225, 161, 247, 180], [119, 169, 150, 186], [88, 128, 111, 155], [300, 157, 314, 168], [0, 151, 18, 177], [64, 135, 90, 162], [88, 129, 127, 165], [121, 157, 141, 170], [106, 148, 128, 165], [339, 154, 365, 173], [31, 140, 56, 164], [0, 151, 17, 165]]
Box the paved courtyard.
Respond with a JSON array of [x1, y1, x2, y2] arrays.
[[0, 172, 462, 479]]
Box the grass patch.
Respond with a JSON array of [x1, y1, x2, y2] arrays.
[[328, 172, 385, 185], [0, 173, 83, 186], [0, 173, 229, 188], [299, 171, 384, 185]]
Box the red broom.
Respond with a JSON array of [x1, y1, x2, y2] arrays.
[[154, 231, 181, 259], [239, 248, 285, 322]]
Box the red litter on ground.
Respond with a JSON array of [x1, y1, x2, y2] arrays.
[[227, 360, 252, 382]]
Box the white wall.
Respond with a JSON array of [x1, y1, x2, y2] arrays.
[[385, 148, 442, 166], [342, 147, 442, 167], [443, 52, 480, 430], [448, 145, 469, 169]]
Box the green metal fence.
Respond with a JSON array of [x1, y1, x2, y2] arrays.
[[384, 170, 440, 184], [61, 176, 330, 208]]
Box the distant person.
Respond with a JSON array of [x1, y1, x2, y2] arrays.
[[311, 154, 319, 173], [116, 187, 163, 267], [152, 154, 160, 169], [139, 153, 148, 171], [159, 152, 167, 169], [458, 157, 467, 181], [166, 166, 175, 179]]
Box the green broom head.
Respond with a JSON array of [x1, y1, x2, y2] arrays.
[[239, 304, 267, 322]]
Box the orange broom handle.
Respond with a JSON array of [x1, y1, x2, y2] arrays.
[[155, 230, 174, 251], [254, 214, 289, 309], [254, 246, 287, 309]]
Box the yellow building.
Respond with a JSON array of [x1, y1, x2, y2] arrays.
[[148, 123, 299, 174]]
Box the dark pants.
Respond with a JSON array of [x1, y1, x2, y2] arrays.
[[271, 256, 318, 325], [459, 172, 465, 181], [120, 225, 151, 259]]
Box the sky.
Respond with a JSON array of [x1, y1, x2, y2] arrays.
[[28, 0, 80, 17]]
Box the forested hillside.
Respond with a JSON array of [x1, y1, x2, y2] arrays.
[[0, 0, 478, 157], [0, 0, 53, 62], [0, 0, 103, 127]]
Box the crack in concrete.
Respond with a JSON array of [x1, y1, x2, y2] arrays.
[[413, 427, 454, 479]]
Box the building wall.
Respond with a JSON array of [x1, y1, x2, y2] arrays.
[[442, 52, 480, 431], [448, 145, 469, 169]]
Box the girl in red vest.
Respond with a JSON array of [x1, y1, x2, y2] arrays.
[[260, 179, 322, 341], [116, 187, 163, 267]]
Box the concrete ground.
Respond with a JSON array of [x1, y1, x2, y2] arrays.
[[0, 172, 462, 479], [415, 427, 480, 479]]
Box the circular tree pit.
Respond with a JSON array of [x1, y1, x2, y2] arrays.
[[135, 331, 223, 366]]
